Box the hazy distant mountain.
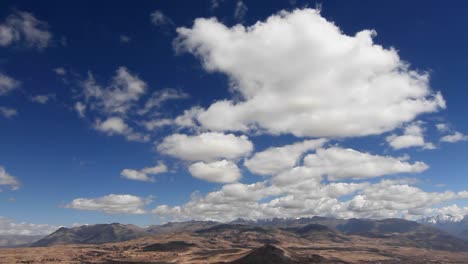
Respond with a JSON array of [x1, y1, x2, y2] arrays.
[[337, 218, 468, 251], [282, 223, 350, 243], [229, 216, 347, 230], [337, 218, 421, 235], [31, 223, 147, 247], [145, 220, 219, 234], [26, 217, 468, 252], [0, 235, 44, 247], [419, 214, 468, 241], [419, 214, 466, 224]]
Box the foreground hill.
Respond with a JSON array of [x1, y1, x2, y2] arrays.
[[229, 244, 330, 264], [31, 223, 147, 247]]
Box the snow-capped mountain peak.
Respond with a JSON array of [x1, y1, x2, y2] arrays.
[[419, 214, 466, 224]]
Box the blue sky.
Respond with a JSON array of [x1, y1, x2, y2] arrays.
[[0, 0, 468, 234]]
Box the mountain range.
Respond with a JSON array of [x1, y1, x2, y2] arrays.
[[1, 216, 468, 263]]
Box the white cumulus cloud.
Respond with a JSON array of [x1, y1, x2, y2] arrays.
[[441, 131, 468, 143], [386, 122, 435, 150], [0, 217, 59, 236], [174, 8, 445, 138], [157, 132, 253, 162], [188, 159, 241, 183], [303, 147, 428, 181], [244, 139, 327, 175], [121, 161, 168, 182], [66, 194, 150, 214]]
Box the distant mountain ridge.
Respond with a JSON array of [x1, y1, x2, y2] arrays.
[[32, 223, 147, 247], [30, 217, 468, 252], [145, 220, 219, 235], [419, 214, 466, 224]]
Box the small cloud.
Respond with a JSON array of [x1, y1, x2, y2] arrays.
[[94, 117, 150, 142], [121, 161, 168, 182], [119, 34, 131, 43], [386, 122, 435, 150], [0, 11, 52, 49], [0, 72, 19, 96], [436, 123, 450, 132], [210, 0, 225, 10], [65, 194, 151, 214], [74, 102, 86, 118], [80, 67, 147, 115], [0, 107, 17, 118], [189, 159, 241, 183], [30, 94, 55, 104], [53, 67, 66, 76], [440, 131, 468, 143], [157, 132, 253, 162], [0, 166, 20, 190], [141, 119, 174, 131], [150, 10, 174, 26], [234, 1, 248, 21], [138, 88, 189, 115]]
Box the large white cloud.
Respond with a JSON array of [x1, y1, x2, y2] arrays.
[[0, 217, 60, 236], [0, 166, 20, 190], [66, 194, 150, 214], [244, 139, 327, 175], [188, 159, 241, 183], [174, 8, 445, 138], [157, 132, 253, 162], [386, 122, 435, 150], [121, 161, 167, 182], [303, 147, 428, 181], [0, 11, 52, 49]]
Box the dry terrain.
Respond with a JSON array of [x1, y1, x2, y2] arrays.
[[1, 223, 468, 264]]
